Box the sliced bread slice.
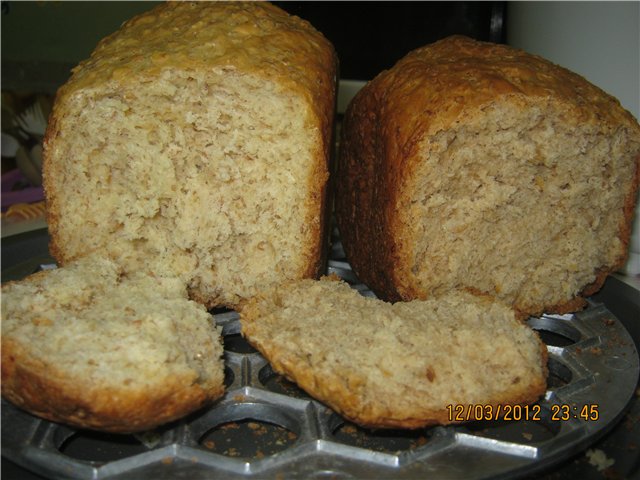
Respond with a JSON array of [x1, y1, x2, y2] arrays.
[[240, 276, 547, 429]]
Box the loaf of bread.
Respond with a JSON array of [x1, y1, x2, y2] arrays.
[[336, 35, 640, 316], [1, 255, 224, 433], [240, 276, 547, 429], [43, 2, 337, 309]]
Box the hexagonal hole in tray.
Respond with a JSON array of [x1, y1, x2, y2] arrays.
[[546, 356, 573, 389], [199, 419, 298, 459], [194, 403, 300, 459], [56, 429, 150, 464], [258, 364, 310, 399], [328, 414, 433, 453], [528, 315, 582, 347], [223, 333, 258, 354], [460, 405, 560, 443], [223, 365, 236, 388]]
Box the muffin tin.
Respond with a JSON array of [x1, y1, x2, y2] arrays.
[[2, 249, 639, 479]]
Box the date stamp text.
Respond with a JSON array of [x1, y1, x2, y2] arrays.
[[446, 403, 599, 422]]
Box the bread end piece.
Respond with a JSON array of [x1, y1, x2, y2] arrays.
[[1, 256, 225, 433]]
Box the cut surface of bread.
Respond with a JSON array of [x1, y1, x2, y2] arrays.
[[336, 35, 640, 316], [240, 276, 548, 429], [1, 255, 224, 433], [43, 2, 337, 309]]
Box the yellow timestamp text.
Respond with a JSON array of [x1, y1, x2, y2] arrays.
[[446, 403, 600, 422], [550, 403, 599, 422]]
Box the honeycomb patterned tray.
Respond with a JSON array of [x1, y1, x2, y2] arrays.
[[2, 253, 639, 479]]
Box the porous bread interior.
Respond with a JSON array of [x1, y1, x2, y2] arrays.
[[48, 69, 320, 308], [1, 255, 224, 391], [405, 100, 640, 312], [242, 278, 546, 424]]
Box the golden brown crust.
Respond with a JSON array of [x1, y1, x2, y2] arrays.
[[42, 1, 337, 308], [336, 35, 640, 313], [1, 337, 223, 433]]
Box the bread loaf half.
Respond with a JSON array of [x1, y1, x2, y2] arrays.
[[336, 35, 640, 316], [43, 2, 337, 309], [240, 276, 547, 429], [1, 256, 224, 433]]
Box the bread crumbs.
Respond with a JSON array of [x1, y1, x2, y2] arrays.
[[586, 448, 615, 471]]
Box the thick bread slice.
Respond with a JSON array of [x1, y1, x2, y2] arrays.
[[1, 255, 224, 433], [43, 2, 337, 309], [336, 35, 640, 316], [240, 276, 548, 429]]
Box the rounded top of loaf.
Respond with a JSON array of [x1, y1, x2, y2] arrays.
[[356, 35, 640, 153], [54, 1, 336, 117]]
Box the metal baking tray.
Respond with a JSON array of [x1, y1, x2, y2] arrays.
[[1, 232, 639, 479]]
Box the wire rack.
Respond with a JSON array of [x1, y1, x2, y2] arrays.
[[2, 242, 639, 479]]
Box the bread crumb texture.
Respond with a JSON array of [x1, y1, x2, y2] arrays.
[[43, 1, 337, 309], [337, 35, 640, 316], [1, 255, 225, 433], [241, 277, 548, 429]]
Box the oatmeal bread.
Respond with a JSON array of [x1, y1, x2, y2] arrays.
[[240, 276, 547, 429], [336, 35, 640, 316], [43, 1, 337, 309], [1, 255, 224, 433]]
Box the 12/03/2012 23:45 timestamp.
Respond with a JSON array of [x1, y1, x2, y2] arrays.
[[446, 404, 600, 422]]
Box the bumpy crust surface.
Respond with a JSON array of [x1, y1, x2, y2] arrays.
[[336, 35, 640, 314], [43, 1, 337, 305]]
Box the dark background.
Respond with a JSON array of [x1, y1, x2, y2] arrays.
[[1, 1, 506, 92], [274, 1, 505, 79]]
